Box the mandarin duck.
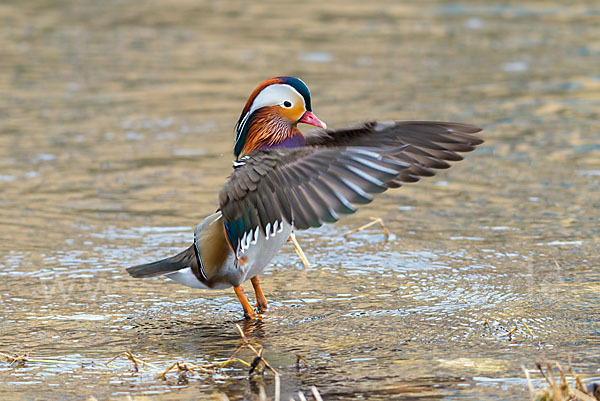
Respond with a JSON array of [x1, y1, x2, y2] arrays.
[[127, 76, 483, 319]]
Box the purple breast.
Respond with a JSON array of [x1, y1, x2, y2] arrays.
[[263, 133, 307, 150]]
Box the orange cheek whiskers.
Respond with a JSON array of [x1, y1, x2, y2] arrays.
[[242, 110, 294, 154]]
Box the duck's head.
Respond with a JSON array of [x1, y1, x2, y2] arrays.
[[234, 76, 326, 159]]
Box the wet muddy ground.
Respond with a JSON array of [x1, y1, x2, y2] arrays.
[[1, 0, 599, 399]]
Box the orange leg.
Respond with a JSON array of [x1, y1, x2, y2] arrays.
[[250, 276, 268, 313], [233, 285, 256, 320]]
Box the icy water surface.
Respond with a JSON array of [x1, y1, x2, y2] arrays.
[[1, 0, 599, 400]]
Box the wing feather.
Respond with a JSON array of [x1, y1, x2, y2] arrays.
[[219, 120, 483, 255]]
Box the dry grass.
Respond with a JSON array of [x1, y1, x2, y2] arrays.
[[523, 361, 599, 401], [342, 217, 390, 240], [289, 232, 312, 268], [0, 351, 81, 366], [1, 324, 322, 400]]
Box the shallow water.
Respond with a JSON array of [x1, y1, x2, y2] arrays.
[[1, 0, 599, 400]]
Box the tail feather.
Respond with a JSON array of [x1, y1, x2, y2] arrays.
[[126, 245, 197, 278]]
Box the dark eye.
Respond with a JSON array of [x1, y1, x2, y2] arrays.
[[283, 101, 292, 108]]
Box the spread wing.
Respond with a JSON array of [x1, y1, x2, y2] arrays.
[[219, 120, 483, 256], [305, 121, 483, 187]]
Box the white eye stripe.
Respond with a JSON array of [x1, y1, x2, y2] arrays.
[[250, 84, 304, 114]]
